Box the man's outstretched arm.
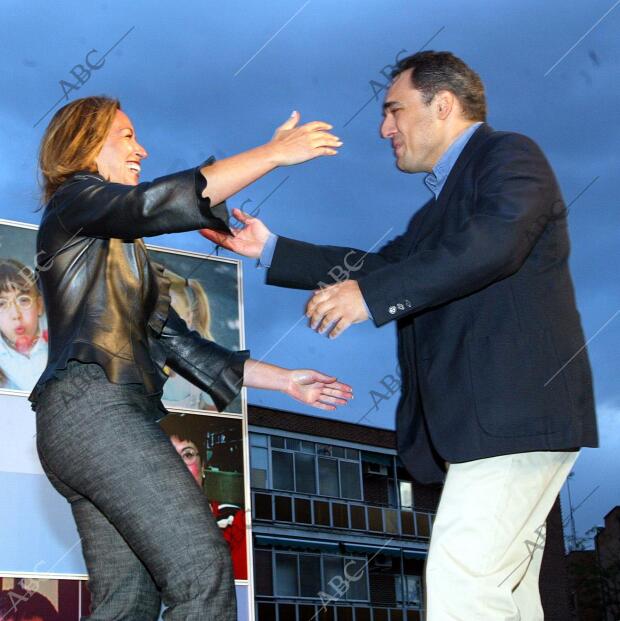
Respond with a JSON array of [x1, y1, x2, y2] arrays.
[[199, 206, 423, 289]]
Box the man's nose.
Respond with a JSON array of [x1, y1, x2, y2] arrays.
[[380, 117, 394, 139]]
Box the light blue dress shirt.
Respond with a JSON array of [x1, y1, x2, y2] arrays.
[[423, 121, 483, 199]]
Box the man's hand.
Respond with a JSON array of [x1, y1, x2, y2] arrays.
[[266, 111, 342, 166], [199, 208, 271, 258], [285, 369, 353, 411], [306, 280, 369, 339]]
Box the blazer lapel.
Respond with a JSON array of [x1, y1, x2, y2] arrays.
[[407, 123, 496, 254]]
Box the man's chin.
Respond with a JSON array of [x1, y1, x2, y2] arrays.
[[395, 158, 415, 174]]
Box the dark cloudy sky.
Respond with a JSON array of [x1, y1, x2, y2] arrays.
[[2, 0, 618, 542]]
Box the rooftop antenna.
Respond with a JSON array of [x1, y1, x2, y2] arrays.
[[566, 471, 578, 551]]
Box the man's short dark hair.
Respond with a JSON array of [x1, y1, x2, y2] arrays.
[[391, 51, 487, 121]]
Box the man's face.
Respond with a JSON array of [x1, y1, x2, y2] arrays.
[[94, 109, 148, 185], [380, 69, 442, 173]]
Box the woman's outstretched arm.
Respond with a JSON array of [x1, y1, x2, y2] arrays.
[[243, 358, 353, 412], [199, 111, 341, 205]]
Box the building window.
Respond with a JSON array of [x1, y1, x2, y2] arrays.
[[251, 446, 269, 488], [254, 549, 274, 596], [340, 460, 362, 500], [299, 554, 321, 597], [272, 451, 295, 491], [399, 480, 413, 509], [295, 452, 316, 494], [322, 555, 369, 601], [318, 457, 339, 497], [257, 435, 361, 501], [395, 574, 422, 606], [318, 453, 362, 500], [251, 433, 268, 447], [344, 557, 368, 600], [267, 551, 368, 602], [250, 434, 269, 488], [275, 553, 298, 597], [271, 435, 285, 448]]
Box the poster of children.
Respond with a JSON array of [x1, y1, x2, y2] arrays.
[[0, 575, 90, 621], [0, 222, 47, 393], [159, 413, 248, 580], [147, 245, 245, 415], [0, 221, 245, 417]]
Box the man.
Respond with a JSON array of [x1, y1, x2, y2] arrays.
[[202, 51, 598, 619]]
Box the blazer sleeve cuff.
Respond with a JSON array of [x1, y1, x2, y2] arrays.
[[358, 270, 414, 327]]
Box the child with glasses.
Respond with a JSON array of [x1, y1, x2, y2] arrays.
[[0, 259, 48, 391]]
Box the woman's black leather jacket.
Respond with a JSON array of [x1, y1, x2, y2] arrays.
[[29, 160, 249, 417]]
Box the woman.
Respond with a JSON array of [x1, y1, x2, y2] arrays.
[[30, 96, 351, 621]]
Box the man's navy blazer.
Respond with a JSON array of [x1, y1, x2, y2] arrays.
[[266, 123, 598, 484]]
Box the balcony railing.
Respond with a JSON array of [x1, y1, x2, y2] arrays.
[[251, 489, 434, 540], [255, 598, 423, 621]]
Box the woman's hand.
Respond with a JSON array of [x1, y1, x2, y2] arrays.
[[195, 111, 341, 207], [242, 359, 353, 411], [266, 111, 343, 166], [284, 369, 353, 411]]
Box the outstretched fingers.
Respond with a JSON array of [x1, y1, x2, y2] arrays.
[[318, 382, 354, 404]]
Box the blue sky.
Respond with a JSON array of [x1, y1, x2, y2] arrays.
[[2, 0, 619, 542]]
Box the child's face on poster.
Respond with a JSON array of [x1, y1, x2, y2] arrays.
[[0, 288, 43, 349], [169, 435, 203, 486]]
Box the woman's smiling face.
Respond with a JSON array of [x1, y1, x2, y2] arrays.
[[94, 109, 148, 185]]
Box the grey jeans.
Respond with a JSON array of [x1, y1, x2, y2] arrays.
[[35, 361, 237, 621]]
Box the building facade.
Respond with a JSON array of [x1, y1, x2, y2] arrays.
[[248, 405, 571, 621], [566, 549, 604, 620], [596, 506, 620, 620]]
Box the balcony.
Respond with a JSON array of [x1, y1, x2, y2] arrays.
[[251, 489, 434, 541], [255, 598, 423, 621]]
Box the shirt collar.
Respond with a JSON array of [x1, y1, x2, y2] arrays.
[[424, 122, 483, 199]]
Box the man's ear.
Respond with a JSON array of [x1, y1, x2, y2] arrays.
[[434, 90, 455, 120]]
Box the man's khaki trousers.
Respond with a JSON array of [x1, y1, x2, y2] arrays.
[[424, 450, 578, 620]]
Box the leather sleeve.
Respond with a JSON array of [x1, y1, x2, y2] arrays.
[[150, 305, 250, 412], [358, 133, 559, 326], [48, 157, 230, 240]]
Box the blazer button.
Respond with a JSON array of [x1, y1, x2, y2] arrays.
[[404, 299, 412, 308], [397, 303, 404, 310], [389, 305, 397, 314]]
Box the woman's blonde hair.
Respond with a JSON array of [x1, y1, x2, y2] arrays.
[[165, 268, 214, 340], [38, 96, 120, 203]]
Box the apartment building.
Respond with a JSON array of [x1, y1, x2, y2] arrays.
[[247, 405, 571, 621]]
